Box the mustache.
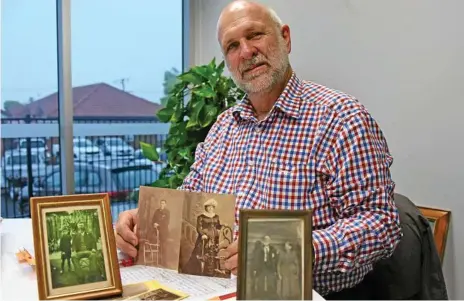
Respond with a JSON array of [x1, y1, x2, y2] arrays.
[[239, 55, 269, 74]]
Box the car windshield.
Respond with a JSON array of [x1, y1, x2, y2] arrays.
[[8, 154, 40, 165], [106, 138, 126, 146], [20, 140, 45, 148], [113, 168, 158, 190], [74, 140, 93, 147]]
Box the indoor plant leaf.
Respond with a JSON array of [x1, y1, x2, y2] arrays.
[[140, 141, 159, 161]]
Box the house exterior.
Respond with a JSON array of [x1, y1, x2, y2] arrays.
[[5, 82, 162, 118], [2, 83, 165, 155]]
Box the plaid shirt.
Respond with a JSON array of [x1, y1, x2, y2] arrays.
[[179, 72, 402, 295]]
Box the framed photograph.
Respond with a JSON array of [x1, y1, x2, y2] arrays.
[[418, 206, 451, 262], [237, 209, 312, 300], [30, 193, 122, 300]]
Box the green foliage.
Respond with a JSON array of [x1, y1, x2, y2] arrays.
[[159, 68, 180, 106], [142, 58, 245, 189]]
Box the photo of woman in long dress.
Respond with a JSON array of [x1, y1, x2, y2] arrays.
[[277, 241, 301, 299], [182, 198, 230, 277]]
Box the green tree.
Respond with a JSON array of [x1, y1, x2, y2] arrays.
[[3, 100, 22, 112]]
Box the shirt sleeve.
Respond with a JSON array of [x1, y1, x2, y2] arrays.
[[312, 109, 402, 275]]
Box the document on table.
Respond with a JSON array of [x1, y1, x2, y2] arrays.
[[120, 265, 236, 299]]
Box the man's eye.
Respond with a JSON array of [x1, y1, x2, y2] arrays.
[[249, 32, 263, 39], [227, 43, 238, 52]]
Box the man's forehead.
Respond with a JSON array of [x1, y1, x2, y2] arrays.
[[217, 4, 273, 41]]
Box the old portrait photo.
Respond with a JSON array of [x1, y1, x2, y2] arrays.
[[30, 193, 122, 300], [136, 186, 184, 271], [237, 210, 312, 300], [42, 205, 113, 296], [179, 192, 236, 278]]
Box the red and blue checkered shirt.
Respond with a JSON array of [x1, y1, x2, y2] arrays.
[[179, 72, 402, 295]]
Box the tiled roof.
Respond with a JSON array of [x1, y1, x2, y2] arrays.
[[9, 83, 162, 118]]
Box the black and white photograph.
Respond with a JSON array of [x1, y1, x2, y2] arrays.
[[237, 210, 312, 300], [179, 192, 236, 278], [30, 193, 122, 300]]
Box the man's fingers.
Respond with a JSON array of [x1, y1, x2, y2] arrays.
[[115, 234, 138, 258], [224, 253, 238, 271], [226, 239, 238, 256], [116, 211, 138, 245]]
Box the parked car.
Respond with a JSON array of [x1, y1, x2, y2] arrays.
[[17, 138, 50, 158], [73, 137, 104, 162], [95, 137, 135, 157], [17, 161, 161, 206], [1, 149, 48, 182]]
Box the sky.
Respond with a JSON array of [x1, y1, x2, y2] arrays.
[[1, 0, 183, 107]]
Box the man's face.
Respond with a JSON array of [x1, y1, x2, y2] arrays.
[[218, 7, 290, 94], [160, 201, 166, 209], [263, 236, 271, 245]]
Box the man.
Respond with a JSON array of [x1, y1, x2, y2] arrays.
[[153, 199, 170, 265], [59, 228, 72, 274], [71, 223, 99, 282], [251, 236, 279, 299], [115, 1, 402, 298]]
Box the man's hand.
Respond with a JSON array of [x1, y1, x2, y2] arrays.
[[115, 209, 139, 258], [224, 240, 238, 275]]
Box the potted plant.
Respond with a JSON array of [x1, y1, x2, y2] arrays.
[[141, 58, 245, 189]]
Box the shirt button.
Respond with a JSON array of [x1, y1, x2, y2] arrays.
[[255, 126, 262, 133], [322, 264, 328, 270], [249, 160, 255, 166]]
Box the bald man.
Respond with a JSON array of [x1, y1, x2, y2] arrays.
[[115, 1, 402, 298]]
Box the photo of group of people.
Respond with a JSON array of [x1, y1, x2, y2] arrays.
[[44, 208, 108, 289], [243, 219, 304, 300], [136, 187, 236, 279]]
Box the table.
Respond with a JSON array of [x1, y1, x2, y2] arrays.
[[0, 219, 325, 300]]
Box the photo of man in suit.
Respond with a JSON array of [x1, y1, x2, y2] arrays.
[[59, 228, 73, 274], [251, 235, 279, 299], [153, 199, 170, 266]]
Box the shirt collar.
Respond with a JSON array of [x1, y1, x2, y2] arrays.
[[232, 72, 302, 122]]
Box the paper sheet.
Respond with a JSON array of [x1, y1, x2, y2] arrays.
[[120, 265, 236, 299]]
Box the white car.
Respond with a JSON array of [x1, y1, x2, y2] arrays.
[[73, 137, 104, 162], [95, 137, 135, 157]]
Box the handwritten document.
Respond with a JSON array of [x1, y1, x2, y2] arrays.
[[121, 265, 236, 299]]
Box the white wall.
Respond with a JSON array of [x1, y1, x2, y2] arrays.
[[190, 0, 464, 298]]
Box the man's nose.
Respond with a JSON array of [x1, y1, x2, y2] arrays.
[[239, 41, 257, 60]]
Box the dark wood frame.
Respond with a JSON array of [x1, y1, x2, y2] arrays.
[[30, 193, 122, 300], [237, 209, 312, 300], [418, 206, 451, 263]]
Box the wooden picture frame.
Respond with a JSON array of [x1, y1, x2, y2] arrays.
[[418, 206, 451, 263], [30, 193, 122, 300], [237, 209, 312, 300]]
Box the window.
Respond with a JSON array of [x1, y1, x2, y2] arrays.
[[1, 0, 60, 217], [1, 0, 184, 218]]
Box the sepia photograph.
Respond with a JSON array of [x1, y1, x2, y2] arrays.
[[30, 193, 122, 300], [179, 191, 236, 278], [135, 186, 184, 271], [126, 288, 183, 300], [101, 280, 188, 301], [237, 209, 312, 301]]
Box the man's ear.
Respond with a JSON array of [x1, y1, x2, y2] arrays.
[[281, 24, 291, 53]]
